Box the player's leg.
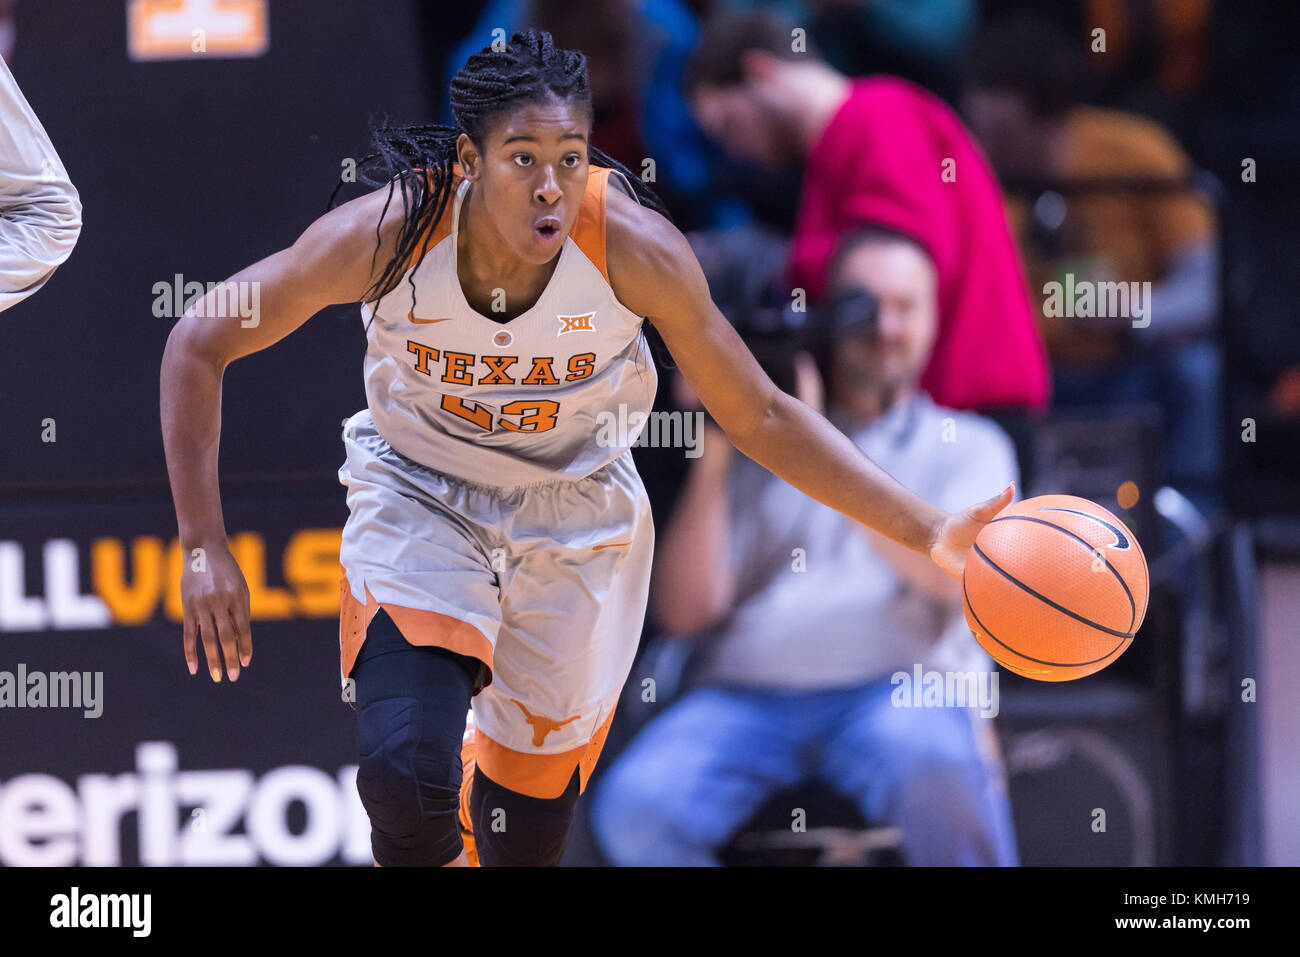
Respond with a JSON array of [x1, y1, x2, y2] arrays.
[[338, 412, 503, 866], [351, 607, 481, 867], [465, 451, 654, 863], [590, 685, 807, 866], [467, 763, 581, 866], [457, 717, 479, 866], [816, 675, 1020, 865]]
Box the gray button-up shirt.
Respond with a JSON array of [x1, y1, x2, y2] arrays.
[[695, 391, 1019, 690]]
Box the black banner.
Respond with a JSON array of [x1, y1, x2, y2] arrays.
[[0, 488, 367, 866]]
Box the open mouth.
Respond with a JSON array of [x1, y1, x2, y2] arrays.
[[534, 219, 562, 243]]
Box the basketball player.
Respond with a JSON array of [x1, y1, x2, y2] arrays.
[[160, 30, 1012, 867], [0, 54, 80, 312]]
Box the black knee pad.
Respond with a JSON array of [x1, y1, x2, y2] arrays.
[[470, 766, 581, 866], [356, 696, 464, 867], [350, 607, 479, 866]]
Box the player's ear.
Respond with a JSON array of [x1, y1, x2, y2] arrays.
[[456, 133, 481, 181]]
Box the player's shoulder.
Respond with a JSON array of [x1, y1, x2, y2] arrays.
[[284, 179, 436, 305], [604, 177, 701, 315], [319, 166, 462, 249], [605, 175, 685, 265], [300, 182, 405, 255]]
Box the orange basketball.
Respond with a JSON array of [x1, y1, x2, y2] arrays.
[[962, 494, 1149, 681]]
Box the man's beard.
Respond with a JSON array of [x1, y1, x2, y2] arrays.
[[836, 375, 905, 426]]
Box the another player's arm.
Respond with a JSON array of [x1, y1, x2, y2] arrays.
[[160, 187, 402, 682], [607, 192, 1013, 580], [0, 57, 81, 312]]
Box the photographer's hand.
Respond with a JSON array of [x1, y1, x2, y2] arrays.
[[651, 374, 737, 636], [792, 351, 824, 414]]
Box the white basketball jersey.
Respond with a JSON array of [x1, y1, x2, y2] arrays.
[[359, 166, 658, 487]]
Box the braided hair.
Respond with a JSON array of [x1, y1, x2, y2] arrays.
[[334, 28, 674, 331]]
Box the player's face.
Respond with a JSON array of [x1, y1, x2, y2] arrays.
[[691, 84, 796, 169], [827, 239, 939, 410], [468, 100, 590, 264]]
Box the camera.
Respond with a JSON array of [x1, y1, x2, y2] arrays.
[[729, 288, 881, 397], [687, 225, 880, 397]]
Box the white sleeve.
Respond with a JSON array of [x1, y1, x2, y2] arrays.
[[0, 56, 81, 312]]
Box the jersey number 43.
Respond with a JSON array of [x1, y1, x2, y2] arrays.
[[441, 395, 560, 433]]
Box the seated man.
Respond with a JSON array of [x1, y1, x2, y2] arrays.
[[591, 226, 1020, 866]]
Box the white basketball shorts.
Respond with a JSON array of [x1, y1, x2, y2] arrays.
[[336, 408, 654, 799]]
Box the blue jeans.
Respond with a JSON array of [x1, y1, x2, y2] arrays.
[[590, 676, 1020, 866]]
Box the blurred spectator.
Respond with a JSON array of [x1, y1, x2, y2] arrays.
[[591, 227, 1020, 866], [441, 0, 763, 231], [0, 0, 13, 65], [963, 14, 1223, 511], [683, 7, 1050, 413], [728, 0, 979, 99], [1085, 0, 1214, 104]]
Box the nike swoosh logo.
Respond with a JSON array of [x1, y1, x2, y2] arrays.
[[593, 541, 631, 550], [409, 313, 454, 324], [1039, 506, 1131, 549]]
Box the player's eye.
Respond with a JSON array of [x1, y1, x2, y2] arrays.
[[562, 153, 582, 168], [513, 153, 533, 167]]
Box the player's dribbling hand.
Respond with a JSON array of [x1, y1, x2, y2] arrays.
[[929, 482, 1016, 582], [181, 542, 253, 682]]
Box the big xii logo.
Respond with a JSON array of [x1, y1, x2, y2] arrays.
[[557, 312, 596, 335]]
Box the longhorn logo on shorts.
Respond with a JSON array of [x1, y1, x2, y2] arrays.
[[557, 312, 595, 336], [511, 699, 581, 746]]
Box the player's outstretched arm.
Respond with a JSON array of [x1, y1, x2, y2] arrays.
[[607, 191, 1013, 582], [160, 186, 402, 682]]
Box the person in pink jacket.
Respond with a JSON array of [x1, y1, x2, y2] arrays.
[[685, 8, 1048, 412]]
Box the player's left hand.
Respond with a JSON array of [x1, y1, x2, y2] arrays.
[[929, 482, 1016, 582]]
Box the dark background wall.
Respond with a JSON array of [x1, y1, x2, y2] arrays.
[[0, 0, 482, 494], [0, 0, 1293, 868], [0, 0, 489, 866]]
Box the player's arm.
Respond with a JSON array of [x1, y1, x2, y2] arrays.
[[160, 186, 402, 682], [607, 192, 1013, 580], [0, 56, 81, 312]]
